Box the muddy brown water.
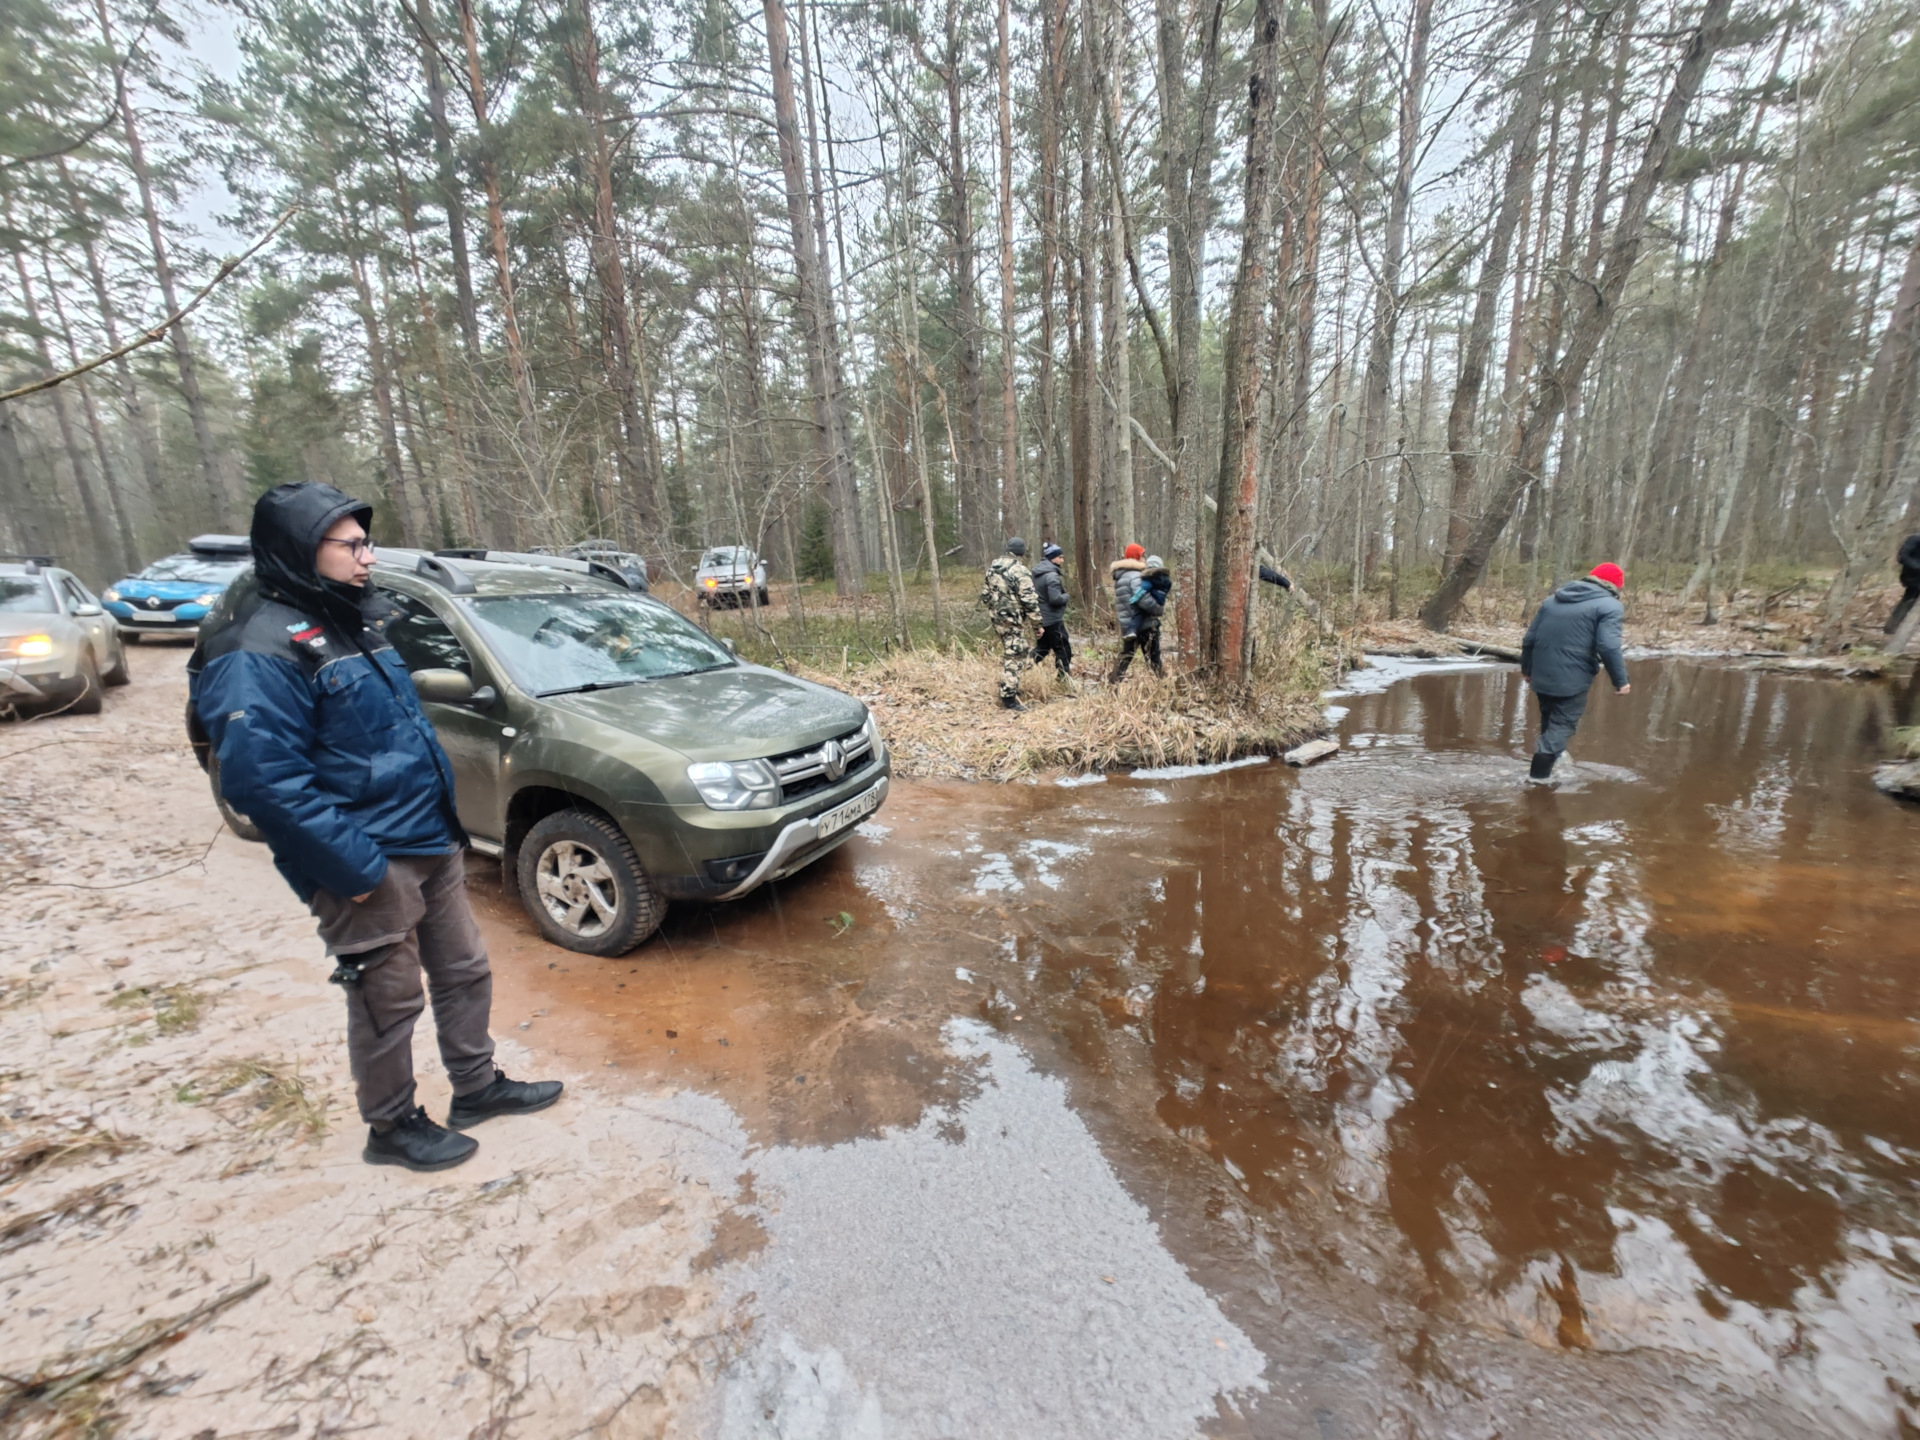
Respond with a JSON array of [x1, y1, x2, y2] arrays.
[[481, 657, 1920, 1437]]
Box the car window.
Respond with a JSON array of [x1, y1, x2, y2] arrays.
[[0, 576, 52, 613], [60, 578, 92, 611], [377, 588, 473, 676], [464, 592, 733, 694], [138, 555, 250, 584]]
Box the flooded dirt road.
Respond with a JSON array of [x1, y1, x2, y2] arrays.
[[486, 656, 1920, 1437]]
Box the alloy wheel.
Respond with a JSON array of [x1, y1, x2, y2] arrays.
[[533, 839, 619, 937]]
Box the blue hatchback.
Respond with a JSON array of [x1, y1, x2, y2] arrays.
[[103, 535, 252, 640]]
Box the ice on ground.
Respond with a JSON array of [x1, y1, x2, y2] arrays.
[[1130, 755, 1271, 781]]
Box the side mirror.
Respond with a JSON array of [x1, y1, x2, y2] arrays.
[[721, 638, 738, 658], [74, 603, 103, 617], [413, 668, 477, 705]]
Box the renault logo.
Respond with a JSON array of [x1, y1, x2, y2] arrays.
[[820, 739, 845, 782], [145, 596, 161, 608]]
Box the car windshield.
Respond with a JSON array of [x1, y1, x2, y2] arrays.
[[138, 555, 249, 584], [701, 548, 747, 567], [466, 593, 735, 694], [0, 576, 52, 612]]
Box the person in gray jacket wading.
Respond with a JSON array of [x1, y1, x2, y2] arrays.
[[1519, 562, 1632, 781]]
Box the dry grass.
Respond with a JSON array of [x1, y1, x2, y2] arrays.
[[181, 1059, 330, 1143], [105, 985, 206, 1037], [0, 1123, 135, 1192], [798, 600, 1337, 780]]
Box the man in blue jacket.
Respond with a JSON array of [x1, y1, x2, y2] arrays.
[[191, 482, 561, 1171], [1519, 562, 1632, 781]]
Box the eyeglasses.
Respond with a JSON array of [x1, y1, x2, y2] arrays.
[[321, 537, 377, 559]]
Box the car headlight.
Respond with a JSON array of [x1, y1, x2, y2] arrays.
[[194, 592, 219, 606], [103, 588, 121, 603], [686, 759, 780, 810], [3, 634, 55, 658]]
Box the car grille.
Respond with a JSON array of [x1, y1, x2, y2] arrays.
[[128, 597, 191, 613], [771, 724, 874, 803]]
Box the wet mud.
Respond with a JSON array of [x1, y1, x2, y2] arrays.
[[482, 657, 1920, 1437]]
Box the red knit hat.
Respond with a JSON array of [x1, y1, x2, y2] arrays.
[[1124, 543, 1145, 560], [1589, 562, 1625, 588]]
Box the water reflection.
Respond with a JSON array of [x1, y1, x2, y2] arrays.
[[965, 660, 1919, 1433]]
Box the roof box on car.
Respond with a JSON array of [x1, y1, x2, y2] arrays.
[[188, 534, 252, 556]]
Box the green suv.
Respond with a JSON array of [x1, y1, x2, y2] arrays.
[[191, 549, 888, 955]]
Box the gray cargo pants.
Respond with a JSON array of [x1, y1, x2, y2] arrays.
[[308, 852, 497, 1125], [1533, 687, 1592, 759]]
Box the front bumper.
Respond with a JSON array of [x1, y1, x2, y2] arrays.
[[106, 601, 210, 633], [637, 759, 889, 901], [1, 650, 84, 702]]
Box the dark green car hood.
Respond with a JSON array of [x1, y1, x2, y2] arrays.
[[539, 663, 866, 761]]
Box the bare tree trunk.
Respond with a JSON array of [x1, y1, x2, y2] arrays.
[[764, 0, 864, 593], [1358, 0, 1434, 579], [1159, 0, 1225, 668], [37, 252, 139, 572], [1037, 0, 1070, 548], [10, 243, 117, 569], [565, 0, 664, 542], [95, 0, 230, 524], [1206, 0, 1281, 681], [996, 0, 1022, 539], [454, 0, 543, 545], [1423, 0, 1734, 631], [1439, 0, 1556, 573]]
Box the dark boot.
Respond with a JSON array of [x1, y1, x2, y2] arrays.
[[447, 1069, 565, 1130], [364, 1106, 478, 1171], [1529, 751, 1557, 781], [1001, 694, 1027, 712]]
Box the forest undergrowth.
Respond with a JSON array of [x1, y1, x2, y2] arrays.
[[661, 559, 1912, 778]]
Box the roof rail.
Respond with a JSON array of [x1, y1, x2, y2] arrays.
[[428, 548, 639, 592], [414, 553, 477, 594], [0, 553, 55, 572]]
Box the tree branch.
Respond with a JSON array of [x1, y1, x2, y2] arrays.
[[0, 207, 297, 405]]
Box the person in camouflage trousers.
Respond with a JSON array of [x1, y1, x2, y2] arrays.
[[980, 537, 1042, 711]]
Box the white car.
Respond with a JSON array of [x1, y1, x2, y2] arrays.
[[695, 546, 770, 608], [0, 560, 131, 715]]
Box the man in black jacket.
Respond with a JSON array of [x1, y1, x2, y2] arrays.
[[1030, 542, 1073, 678], [1519, 562, 1631, 781], [1885, 534, 1920, 634], [192, 483, 562, 1172]]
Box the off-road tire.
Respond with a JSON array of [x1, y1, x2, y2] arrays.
[[756, 587, 770, 607], [102, 642, 131, 686], [516, 808, 663, 957], [69, 655, 103, 715], [207, 754, 265, 842]]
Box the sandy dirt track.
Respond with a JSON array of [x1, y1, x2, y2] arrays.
[[0, 645, 756, 1438]]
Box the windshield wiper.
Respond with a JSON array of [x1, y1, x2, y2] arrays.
[[537, 678, 648, 697]]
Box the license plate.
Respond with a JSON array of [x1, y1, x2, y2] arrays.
[[816, 783, 883, 839]]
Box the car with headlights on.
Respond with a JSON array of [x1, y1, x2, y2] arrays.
[[0, 559, 131, 715], [103, 534, 251, 639], [694, 545, 769, 608], [187, 548, 888, 956]]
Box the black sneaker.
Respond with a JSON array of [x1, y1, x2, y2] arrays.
[[364, 1106, 478, 1171], [447, 1069, 565, 1130], [1001, 695, 1027, 712]]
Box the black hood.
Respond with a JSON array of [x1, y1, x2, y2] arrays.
[[250, 482, 373, 628]]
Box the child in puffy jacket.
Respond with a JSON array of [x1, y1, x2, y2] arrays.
[[1110, 555, 1170, 681]]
